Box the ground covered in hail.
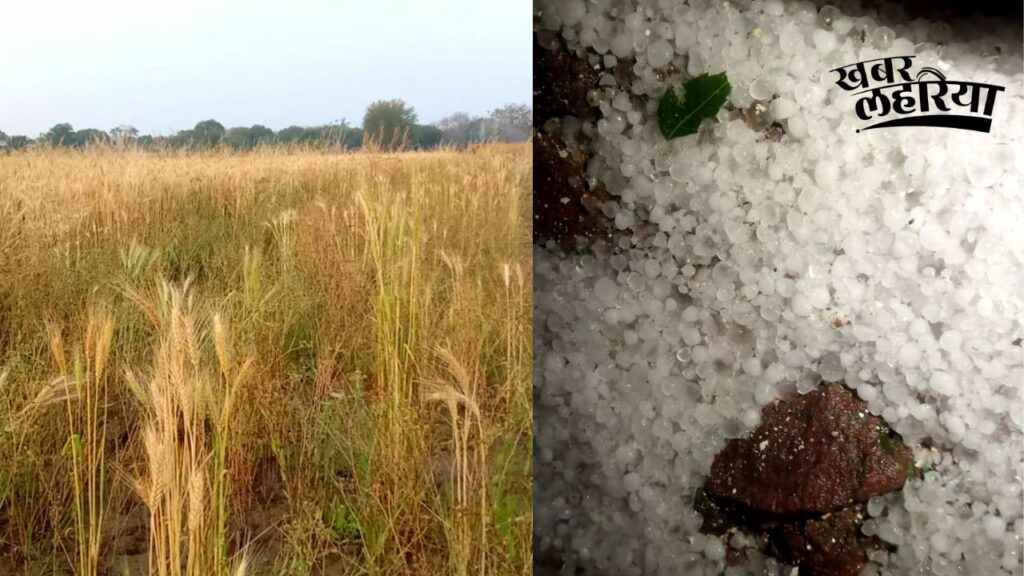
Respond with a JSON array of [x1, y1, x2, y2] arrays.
[[533, 1, 1023, 575]]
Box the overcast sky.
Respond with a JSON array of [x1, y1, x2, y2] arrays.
[[0, 0, 530, 136]]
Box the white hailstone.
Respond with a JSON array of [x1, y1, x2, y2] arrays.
[[740, 407, 761, 428], [812, 29, 837, 53], [983, 514, 1006, 540], [763, 0, 784, 16], [891, 38, 915, 55], [966, 155, 1004, 188], [669, 158, 688, 182], [977, 298, 994, 318], [614, 210, 635, 230], [878, 521, 902, 545], [647, 39, 674, 68], [704, 537, 726, 562], [742, 357, 763, 376], [789, 53, 818, 79], [770, 98, 798, 121], [898, 342, 922, 368], [787, 115, 808, 139], [807, 285, 831, 308], [858, 383, 879, 402], [754, 380, 777, 406], [779, 28, 804, 54], [818, 5, 841, 28], [749, 78, 774, 101], [776, 277, 796, 298], [791, 293, 813, 316], [819, 353, 843, 381], [919, 222, 948, 252], [783, 349, 807, 367], [911, 403, 935, 422], [793, 81, 826, 107], [904, 155, 926, 180], [543, 352, 564, 372], [623, 472, 642, 492], [926, 146, 947, 166], [814, 161, 839, 188], [612, 92, 631, 112], [832, 16, 853, 34], [675, 22, 695, 50], [610, 33, 633, 58], [615, 444, 638, 466], [871, 26, 895, 49], [939, 330, 962, 351], [560, 0, 586, 26], [930, 532, 952, 554], [594, 276, 619, 304], [930, 371, 956, 396]]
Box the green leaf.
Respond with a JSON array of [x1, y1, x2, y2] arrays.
[[658, 72, 732, 140]]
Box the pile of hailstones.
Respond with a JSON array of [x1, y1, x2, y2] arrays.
[[534, 1, 1023, 575]]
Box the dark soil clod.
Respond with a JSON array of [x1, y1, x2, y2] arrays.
[[701, 382, 913, 576]]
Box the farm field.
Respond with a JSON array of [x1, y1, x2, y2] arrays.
[[0, 143, 531, 575]]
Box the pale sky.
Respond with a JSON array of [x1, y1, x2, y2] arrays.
[[0, 0, 530, 136]]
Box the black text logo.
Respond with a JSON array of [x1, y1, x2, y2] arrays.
[[832, 56, 1004, 133]]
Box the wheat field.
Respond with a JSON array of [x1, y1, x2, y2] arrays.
[[0, 143, 531, 575]]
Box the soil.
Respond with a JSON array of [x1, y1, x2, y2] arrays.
[[533, 35, 601, 126], [533, 34, 614, 249], [533, 131, 612, 248]]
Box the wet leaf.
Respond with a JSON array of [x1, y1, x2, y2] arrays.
[[658, 72, 732, 140]]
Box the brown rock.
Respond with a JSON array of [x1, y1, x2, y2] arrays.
[[705, 382, 912, 516], [769, 507, 868, 576], [699, 383, 912, 575]]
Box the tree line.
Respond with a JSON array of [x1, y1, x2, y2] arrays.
[[0, 100, 530, 151]]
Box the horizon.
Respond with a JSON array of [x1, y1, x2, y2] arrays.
[[4, 102, 528, 140], [1, 0, 530, 137]]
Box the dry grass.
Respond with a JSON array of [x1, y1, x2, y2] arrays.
[[0, 143, 531, 575]]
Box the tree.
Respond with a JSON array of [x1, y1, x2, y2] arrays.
[[489, 103, 531, 141], [225, 126, 252, 149], [343, 128, 363, 149], [0, 131, 7, 150], [310, 124, 345, 147], [276, 126, 308, 143], [168, 129, 195, 148], [44, 123, 75, 146], [226, 125, 276, 150], [110, 125, 139, 143], [435, 112, 478, 147], [413, 124, 443, 149], [192, 119, 225, 147], [434, 106, 532, 146], [363, 99, 417, 150], [248, 125, 274, 146], [72, 129, 110, 147], [436, 112, 472, 132], [275, 124, 358, 148], [9, 136, 31, 150], [490, 103, 531, 132]]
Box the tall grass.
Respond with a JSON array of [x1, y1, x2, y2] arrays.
[[120, 280, 249, 576], [39, 307, 115, 576], [0, 142, 531, 575]]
